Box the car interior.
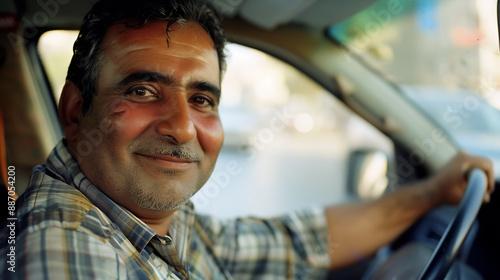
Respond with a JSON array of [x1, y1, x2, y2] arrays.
[[1, 0, 499, 279]]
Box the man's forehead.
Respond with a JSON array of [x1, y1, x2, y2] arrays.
[[97, 20, 221, 87], [103, 20, 215, 51]]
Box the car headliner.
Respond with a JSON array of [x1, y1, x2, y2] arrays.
[[16, 0, 379, 31]]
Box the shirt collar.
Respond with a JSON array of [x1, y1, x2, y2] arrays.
[[45, 139, 196, 256]]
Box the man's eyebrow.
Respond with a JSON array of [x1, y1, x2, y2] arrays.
[[189, 81, 221, 102], [117, 71, 221, 101], [117, 71, 174, 87]]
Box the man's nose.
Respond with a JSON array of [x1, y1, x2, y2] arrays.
[[156, 94, 196, 144]]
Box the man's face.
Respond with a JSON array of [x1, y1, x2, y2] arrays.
[[73, 21, 223, 214]]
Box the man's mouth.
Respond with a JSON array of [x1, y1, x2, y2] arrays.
[[144, 154, 194, 163], [135, 152, 198, 172]]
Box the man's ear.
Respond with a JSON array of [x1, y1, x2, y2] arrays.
[[58, 81, 83, 143]]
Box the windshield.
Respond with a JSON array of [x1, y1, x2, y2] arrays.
[[328, 0, 500, 143], [329, 0, 500, 97]]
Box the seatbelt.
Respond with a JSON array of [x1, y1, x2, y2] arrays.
[[0, 108, 17, 200]]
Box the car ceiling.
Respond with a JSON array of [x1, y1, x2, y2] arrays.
[[12, 0, 379, 31]]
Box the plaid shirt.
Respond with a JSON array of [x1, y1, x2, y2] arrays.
[[1, 140, 330, 279]]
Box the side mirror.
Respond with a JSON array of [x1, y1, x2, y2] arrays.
[[347, 150, 389, 200]]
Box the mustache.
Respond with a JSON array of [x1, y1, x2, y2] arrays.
[[130, 137, 200, 161]]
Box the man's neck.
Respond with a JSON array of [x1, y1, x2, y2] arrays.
[[132, 208, 178, 236]]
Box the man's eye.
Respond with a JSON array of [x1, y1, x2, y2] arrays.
[[125, 86, 157, 98], [192, 96, 215, 107]]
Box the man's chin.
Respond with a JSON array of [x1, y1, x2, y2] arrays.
[[129, 183, 195, 212], [136, 195, 192, 211]]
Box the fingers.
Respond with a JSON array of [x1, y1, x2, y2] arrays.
[[484, 193, 490, 204], [459, 151, 495, 203]]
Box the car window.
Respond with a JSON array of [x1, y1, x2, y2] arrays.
[[38, 30, 78, 104], [38, 31, 393, 218]]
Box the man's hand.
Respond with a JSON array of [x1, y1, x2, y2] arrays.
[[326, 151, 496, 270], [426, 152, 495, 206]]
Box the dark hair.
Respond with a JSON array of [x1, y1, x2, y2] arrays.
[[66, 0, 226, 115]]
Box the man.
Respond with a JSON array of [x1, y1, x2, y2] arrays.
[[0, 0, 495, 279]]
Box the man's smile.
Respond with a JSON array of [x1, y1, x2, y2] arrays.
[[135, 152, 198, 172]]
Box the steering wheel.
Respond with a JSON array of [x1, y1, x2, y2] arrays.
[[417, 168, 488, 279], [364, 168, 488, 279]]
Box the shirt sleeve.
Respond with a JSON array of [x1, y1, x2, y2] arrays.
[[194, 207, 330, 279], [5, 226, 128, 280]]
